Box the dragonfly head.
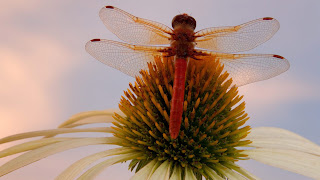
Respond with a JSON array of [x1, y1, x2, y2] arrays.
[[172, 14, 196, 30]]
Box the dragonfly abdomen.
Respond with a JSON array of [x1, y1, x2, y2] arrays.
[[169, 58, 187, 139]]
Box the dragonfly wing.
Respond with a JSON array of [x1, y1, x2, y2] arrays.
[[85, 39, 168, 77], [195, 17, 280, 53], [198, 50, 290, 86], [99, 6, 173, 45]]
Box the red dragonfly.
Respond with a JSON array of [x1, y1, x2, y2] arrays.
[[86, 6, 289, 139]]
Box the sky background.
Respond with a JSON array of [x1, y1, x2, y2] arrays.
[[0, 0, 319, 179]]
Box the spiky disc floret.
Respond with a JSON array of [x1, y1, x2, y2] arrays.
[[111, 56, 252, 179]]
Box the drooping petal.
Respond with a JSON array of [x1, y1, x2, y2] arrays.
[[60, 118, 111, 128], [77, 153, 140, 180], [203, 165, 225, 180], [244, 148, 320, 179], [215, 164, 247, 180], [184, 166, 197, 180], [235, 166, 260, 180], [169, 165, 182, 180], [0, 137, 75, 158], [149, 160, 172, 180], [245, 127, 320, 156], [58, 109, 123, 128], [222, 162, 259, 180], [56, 147, 134, 180], [130, 159, 160, 180], [0, 127, 113, 144], [0, 137, 118, 177]]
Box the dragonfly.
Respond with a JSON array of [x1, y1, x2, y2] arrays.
[[86, 6, 290, 139]]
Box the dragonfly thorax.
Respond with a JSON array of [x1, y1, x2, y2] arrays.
[[170, 26, 196, 58], [170, 14, 197, 58]]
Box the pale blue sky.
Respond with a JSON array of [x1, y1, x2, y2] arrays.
[[0, 0, 319, 179]]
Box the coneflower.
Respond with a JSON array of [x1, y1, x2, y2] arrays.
[[0, 56, 319, 179], [113, 56, 251, 179]]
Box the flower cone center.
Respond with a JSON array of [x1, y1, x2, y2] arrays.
[[112, 56, 251, 178]]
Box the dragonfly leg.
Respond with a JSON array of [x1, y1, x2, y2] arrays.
[[190, 50, 209, 60]]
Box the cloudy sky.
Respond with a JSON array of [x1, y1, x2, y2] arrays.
[[0, 0, 319, 179]]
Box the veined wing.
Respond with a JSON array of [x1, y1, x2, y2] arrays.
[[195, 17, 280, 53], [99, 6, 173, 45], [196, 50, 290, 86], [85, 39, 168, 77]]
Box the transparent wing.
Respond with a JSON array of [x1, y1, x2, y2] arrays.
[[197, 50, 290, 86], [99, 6, 173, 45], [85, 39, 168, 77], [194, 17, 280, 53]]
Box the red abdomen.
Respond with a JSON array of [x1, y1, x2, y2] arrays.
[[169, 58, 187, 139]]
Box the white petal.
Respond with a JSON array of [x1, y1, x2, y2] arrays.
[[77, 153, 138, 180], [203, 166, 225, 180], [169, 165, 182, 180], [244, 148, 320, 179], [184, 166, 197, 180], [130, 159, 160, 180], [56, 148, 134, 180], [245, 127, 320, 156], [0, 127, 113, 144], [58, 109, 123, 128], [215, 164, 247, 180], [0, 137, 75, 158], [61, 118, 111, 128], [234, 166, 260, 180], [222, 162, 260, 180], [149, 160, 172, 180], [0, 137, 116, 177]]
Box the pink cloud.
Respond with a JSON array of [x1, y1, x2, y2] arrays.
[[239, 77, 320, 106], [0, 34, 77, 138]]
